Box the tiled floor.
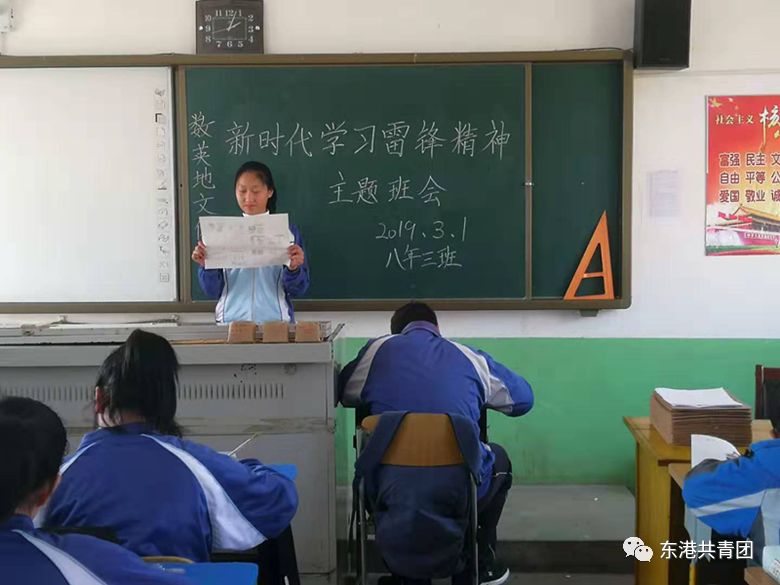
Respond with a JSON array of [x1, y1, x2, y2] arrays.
[[499, 485, 635, 542]]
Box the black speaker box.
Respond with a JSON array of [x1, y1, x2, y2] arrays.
[[634, 0, 692, 69]]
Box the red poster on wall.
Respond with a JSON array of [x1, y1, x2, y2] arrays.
[[706, 95, 780, 255]]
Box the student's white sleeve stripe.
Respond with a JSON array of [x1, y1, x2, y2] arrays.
[[215, 270, 228, 324], [484, 380, 515, 414], [449, 341, 514, 412], [689, 490, 766, 518], [13, 530, 109, 585], [59, 443, 98, 475], [142, 435, 266, 551], [449, 341, 490, 391], [762, 490, 780, 547], [342, 336, 395, 406], [34, 443, 99, 527], [276, 270, 290, 323]]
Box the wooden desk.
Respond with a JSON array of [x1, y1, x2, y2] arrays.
[[625, 417, 771, 585], [668, 463, 689, 488], [745, 567, 778, 585]]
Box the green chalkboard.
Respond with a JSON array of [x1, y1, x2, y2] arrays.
[[531, 62, 624, 298], [183, 57, 628, 306], [185, 65, 526, 301]]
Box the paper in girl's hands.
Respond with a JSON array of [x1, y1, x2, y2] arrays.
[[200, 214, 293, 269]]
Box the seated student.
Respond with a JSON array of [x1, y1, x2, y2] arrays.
[[191, 160, 310, 324], [338, 302, 534, 585], [0, 396, 190, 585], [683, 403, 780, 562], [39, 329, 298, 564]]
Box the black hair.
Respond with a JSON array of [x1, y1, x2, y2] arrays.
[[390, 302, 439, 335], [0, 397, 67, 521], [234, 161, 278, 213], [96, 329, 182, 437]]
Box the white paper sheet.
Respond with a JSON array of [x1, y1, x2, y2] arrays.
[[762, 546, 780, 581], [647, 170, 681, 219], [200, 214, 293, 269], [691, 434, 740, 467], [654, 387, 743, 409]]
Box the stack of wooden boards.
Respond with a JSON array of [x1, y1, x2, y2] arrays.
[[650, 387, 752, 446], [172, 321, 334, 345], [227, 321, 332, 343]]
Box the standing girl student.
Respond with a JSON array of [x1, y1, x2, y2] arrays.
[[192, 161, 310, 324], [39, 329, 298, 565], [0, 396, 190, 585]]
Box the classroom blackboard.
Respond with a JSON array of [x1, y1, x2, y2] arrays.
[[532, 62, 624, 299], [185, 64, 526, 301], [182, 57, 628, 306]]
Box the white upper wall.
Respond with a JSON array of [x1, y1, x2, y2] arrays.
[[4, 0, 634, 56], [3, 0, 780, 338]]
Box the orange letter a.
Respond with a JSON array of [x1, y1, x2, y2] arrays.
[[564, 211, 614, 301]]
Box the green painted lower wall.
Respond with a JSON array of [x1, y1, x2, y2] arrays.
[[334, 337, 780, 488]]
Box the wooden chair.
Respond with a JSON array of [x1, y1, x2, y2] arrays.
[[755, 365, 780, 419], [355, 413, 479, 585], [353, 405, 488, 446]]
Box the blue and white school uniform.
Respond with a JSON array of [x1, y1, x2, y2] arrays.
[[338, 320, 534, 499], [684, 438, 780, 561], [39, 424, 298, 562], [198, 221, 310, 324], [1, 515, 191, 585]]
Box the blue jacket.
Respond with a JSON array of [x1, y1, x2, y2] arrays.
[[355, 411, 482, 579], [39, 424, 298, 562], [198, 223, 309, 324], [338, 321, 534, 499], [1, 515, 191, 585], [683, 438, 780, 558]]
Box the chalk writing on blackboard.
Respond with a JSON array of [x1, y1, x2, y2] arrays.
[[190, 113, 218, 216], [226, 121, 254, 156], [375, 219, 418, 241], [188, 114, 511, 277], [375, 217, 467, 243], [328, 172, 452, 207], [388, 176, 412, 202], [386, 244, 464, 271], [383, 121, 411, 157], [189, 111, 214, 138], [194, 168, 216, 191], [452, 121, 478, 157], [322, 122, 347, 155], [353, 177, 379, 205], [329, 171, 351, 204], [380, 218, 468, 271], [418, 176, 447, 207], [196, 118, 510, 160], [354, 125, 376, 154], [259, 123, 285, 156], [286, 123, 314, 158], [415, 120, 445, 159], [192, 141, 212, 167], [194, 193, 215, 215], [483, 120, 510, 160]]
